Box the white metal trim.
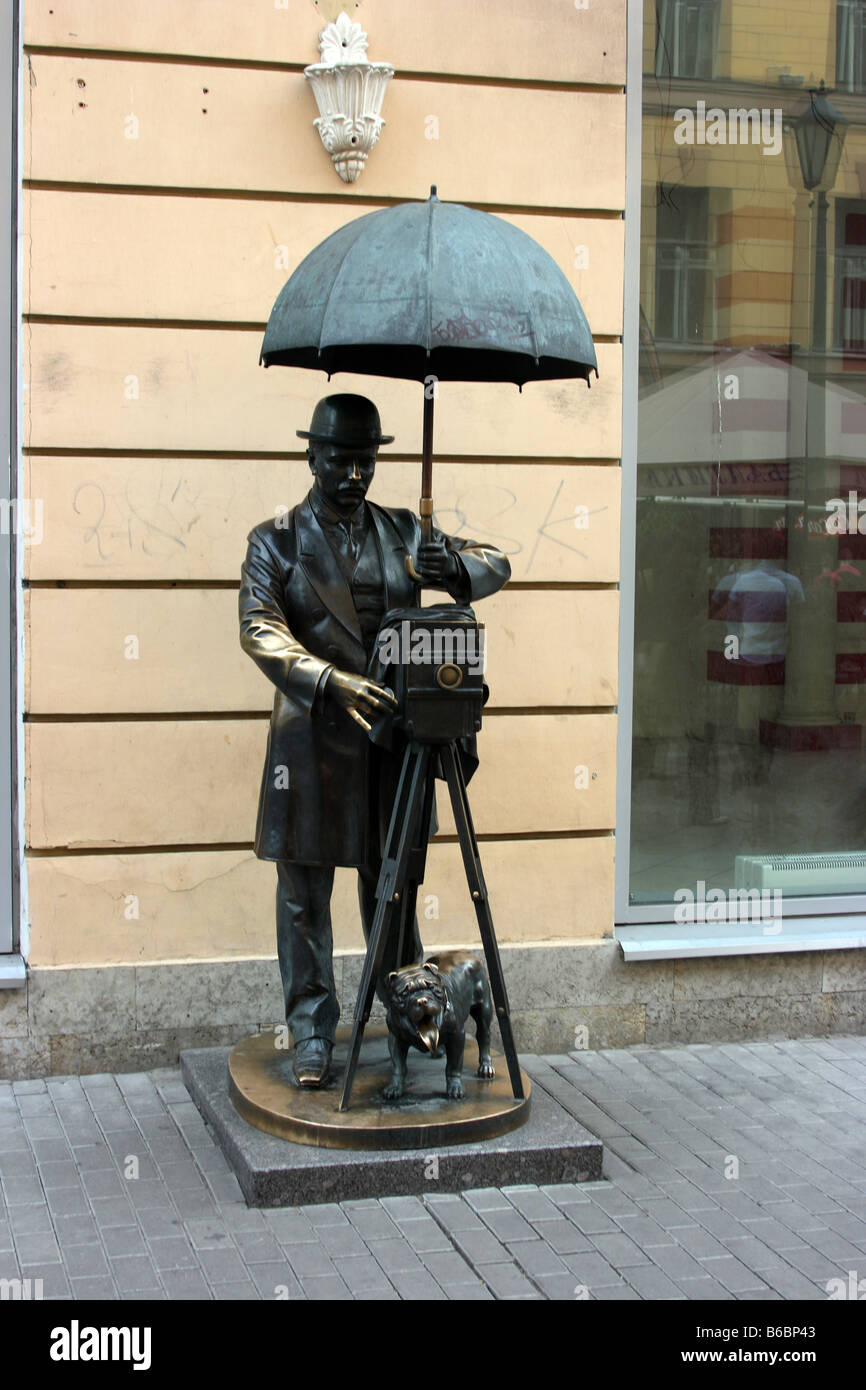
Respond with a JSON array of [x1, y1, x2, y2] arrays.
[[616, 917, 866, 960], [0, 953, 25, 987], [14, 0, 26, 962], [622, 890, 866, 923], [614, 0, 643, 926], [0, 0, 20, 959]]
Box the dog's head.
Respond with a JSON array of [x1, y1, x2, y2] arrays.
[[386, 963, 448, 1053]]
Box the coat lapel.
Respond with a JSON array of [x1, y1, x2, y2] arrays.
[[369, 503, 413, 612], [295, 497, 364, 647]]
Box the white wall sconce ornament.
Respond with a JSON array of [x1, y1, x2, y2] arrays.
[[304, 12, 394, 184]]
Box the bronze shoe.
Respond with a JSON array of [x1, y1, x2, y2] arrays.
[[292, 1037, 332, 1089]]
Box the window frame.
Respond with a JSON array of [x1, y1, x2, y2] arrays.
[[655, 0, 721, 82], [0, 0, 23, 980], [837, 0, 866, 95], [615, 0, 866, 944]]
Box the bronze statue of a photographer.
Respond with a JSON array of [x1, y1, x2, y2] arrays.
[[238, 394, 510, 1089]]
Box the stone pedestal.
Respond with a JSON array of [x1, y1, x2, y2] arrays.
[[181, 1031, 603, 1206]]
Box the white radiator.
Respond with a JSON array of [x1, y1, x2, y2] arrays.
[[735, 852, 866, 894]]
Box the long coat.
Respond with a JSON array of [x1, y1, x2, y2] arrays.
[[238, 493, 510, 865]]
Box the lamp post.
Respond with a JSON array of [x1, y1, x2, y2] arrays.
[[767, 84, 851, 750], [793, 82, 848, 351]]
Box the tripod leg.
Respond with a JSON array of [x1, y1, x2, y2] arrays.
[[440, 743, 524, 1100], [392, 763, 436, 974], [339, 742, 431, 1111]]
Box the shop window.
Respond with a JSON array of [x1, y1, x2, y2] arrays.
[[623, 0, 866, 929], [835, 200, 866, 350], [655, 0, 720, 81], [837, 0, 866, 93], [654, 186, 715, 343]]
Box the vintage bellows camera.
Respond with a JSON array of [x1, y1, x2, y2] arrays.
[[375, 604, 486, 742]]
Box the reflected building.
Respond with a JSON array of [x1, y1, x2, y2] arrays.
[[632, 0, 866, 903]]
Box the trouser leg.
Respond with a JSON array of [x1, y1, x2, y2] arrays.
[[275, 860, 339, 1045]]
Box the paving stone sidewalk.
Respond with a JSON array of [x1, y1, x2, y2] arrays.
[[0, 1035, 864, 1300]]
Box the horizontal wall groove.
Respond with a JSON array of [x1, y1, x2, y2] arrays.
[[25, 827, 616, 857], [436, 828, 616, 842], [25, 841, 258, 857], [482, 706, 618, 716], [505, 582, 620, 591], [23, 45, 310, 71], [25, 314, 266, 333], [23, 449, 623, 465], [23, 45, 623, 95], [26, 580, 243, 590], [24, 711, 270, 723], [25, 580, 619, 591], [24, 707, 617, 722], [24, 313, 618, 347], [23, 180, 625, 220]]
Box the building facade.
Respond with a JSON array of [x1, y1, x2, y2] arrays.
[[0, 0, 863, 1077]]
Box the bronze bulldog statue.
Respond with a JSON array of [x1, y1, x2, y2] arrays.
[[383, 951, 496, 1101]]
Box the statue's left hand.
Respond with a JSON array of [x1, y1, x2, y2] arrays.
[[326, 669, 398, 733], [415, 540, 459, 587]]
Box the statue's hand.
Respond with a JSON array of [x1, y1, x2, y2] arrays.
[[326, 670, 398, 733], [415, 540, 459, 587]]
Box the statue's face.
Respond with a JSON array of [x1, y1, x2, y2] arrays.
[[309, 441, 377, 515]]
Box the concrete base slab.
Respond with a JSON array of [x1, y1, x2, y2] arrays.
[[181, 1046, 603, 1206]]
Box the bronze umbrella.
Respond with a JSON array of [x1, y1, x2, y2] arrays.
[[260, 187, 597, 575]]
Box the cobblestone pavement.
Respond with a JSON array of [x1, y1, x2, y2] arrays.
[[0, 1035, 864, 1301]]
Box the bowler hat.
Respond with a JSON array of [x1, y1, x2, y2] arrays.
[[297, 394, 395, 447]]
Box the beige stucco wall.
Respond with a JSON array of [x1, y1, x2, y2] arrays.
[[18, 2, 626, 994]]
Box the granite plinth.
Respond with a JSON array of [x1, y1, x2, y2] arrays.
[[181, 1045, 603, 1207]]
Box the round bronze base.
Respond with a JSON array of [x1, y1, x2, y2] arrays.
[[228, 1025, 531, 1151]]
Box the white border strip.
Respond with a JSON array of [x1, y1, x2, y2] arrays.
[[614, 0, 643, 926], [0, 0, 21, 966], [14, 0, 26, 965], [616, 917, 866, 960]]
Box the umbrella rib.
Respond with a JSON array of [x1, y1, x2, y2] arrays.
[[497, 221, 542, 366], [316, 216, 377, 361]]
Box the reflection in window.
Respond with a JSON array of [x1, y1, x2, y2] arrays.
[[655, 186, 715, 343], [631, 0, 866, 916], [835, 199, 866, 350], [655, 0, 720, 81], [837, 0, 866, 93]]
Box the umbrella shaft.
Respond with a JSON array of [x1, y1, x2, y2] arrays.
[[421, 390, 434, 543]]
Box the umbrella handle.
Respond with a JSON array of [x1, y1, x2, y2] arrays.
[[405, 391, 436, 585], [405, 497, 434, 583]]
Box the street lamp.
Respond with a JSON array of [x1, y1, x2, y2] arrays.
[[766, 83, 852, 751], [790, 82, 848, 350], [792, 82, 848, 193]]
